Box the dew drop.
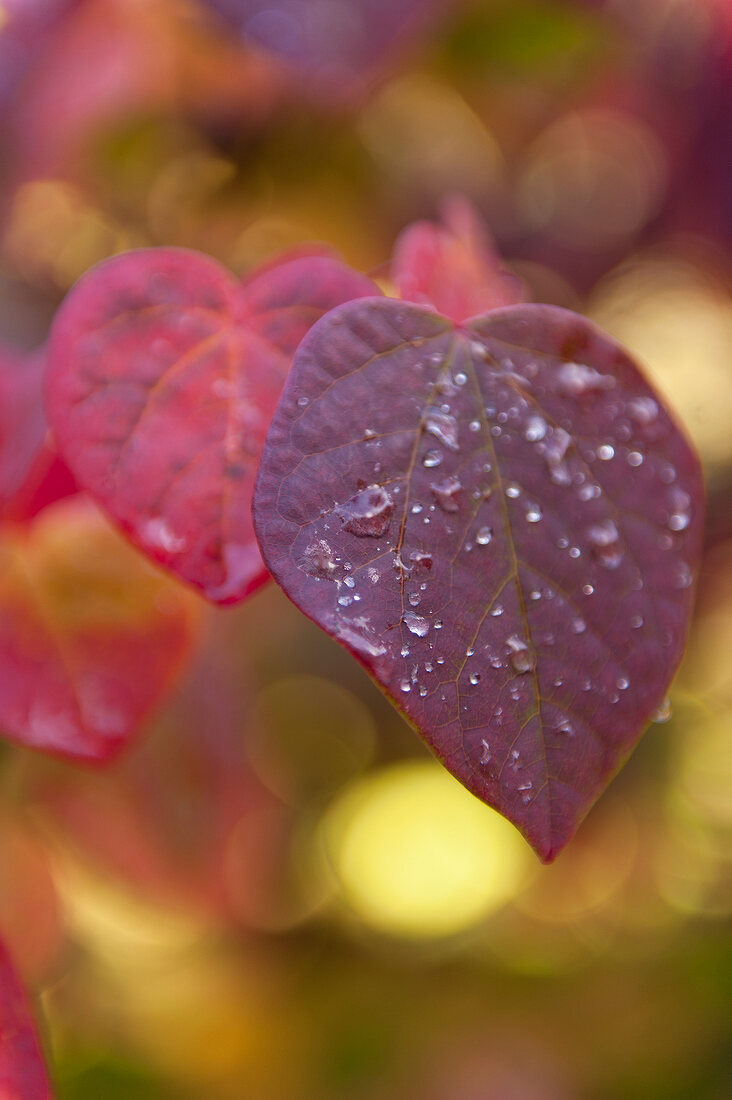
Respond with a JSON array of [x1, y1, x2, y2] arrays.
[[630, 614, 644, 629], [597, 444, 615, 461], [526, 503, 543, 523], [628, 396, 658, 424], [338, 485, 394, 538], [300, 538, 337, 580], [400, 679, 412, 693], [542, 426, 572, 486], [454, 371, 468, 386], [587, 519, 623, 569], [469, 419, 481, 432], [505, 483, 521, 499], [476, 526, 493, 545], [583, 584, 594, 596], [423, 449, 443, 468], [408, 592, 421, 607], [143, 517, 187, 554], [490, 605, 503, 617], [480, 739, 492, 765], [334, 623, 386, 658], [673, 562, 693, 589], [668, 513, 690, 532], [572, 618, 586, 634], [525, 415, 547, 442], [431, 475, 462, 513], [425, 407, 459, 451], [469, 673, 481, 685], [651, 696, 672, 723], [617, 677, 629, 690], [419, 686, 428, 698], [409, 549, 432, 570], [338, 594, 353, 607], [411, 502, 423, 515], [557, 362, 615, 396], [628, 451, 644, 467], [296, 395, 309, 408], [400, 644, 410, 658], [363, 427, 377, 440], [403, 611, 429, 637], [506, 634, 535, 674]]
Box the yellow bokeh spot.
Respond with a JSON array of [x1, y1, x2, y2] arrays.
[[321, 760, 530, 939], [590, 254, 732, 471]]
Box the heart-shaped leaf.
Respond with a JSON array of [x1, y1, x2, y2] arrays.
[[0, 498, 199, 761], [0, 937, 52, 1100], [253, 297, 704, 860], [45, 247, 378, 604]]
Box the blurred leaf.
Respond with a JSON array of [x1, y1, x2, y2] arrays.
[[201, 0, 451, 90], [46, 247, 379, 604], [392, 197, 520, 321], [0, 498, 199, 760]]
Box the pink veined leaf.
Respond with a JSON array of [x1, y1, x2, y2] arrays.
[[0, 498, 200, 761], [201, 0, 449, 89], [0, 936, 53, 1100], [253, 297, 704, 861], [45, 247, 379, 604], [392, 197, 522, 323]]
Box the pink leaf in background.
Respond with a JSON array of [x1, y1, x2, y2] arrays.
[[45, 247, 378, 604], [0, 499, 199, 761], [392, 198, 521, 322]]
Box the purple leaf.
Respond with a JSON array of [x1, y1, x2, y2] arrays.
[[202, 0, 449, 88], [253, 298, 704, 860]]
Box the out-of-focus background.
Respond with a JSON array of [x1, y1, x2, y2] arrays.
[[1, 1, 731, 1096]]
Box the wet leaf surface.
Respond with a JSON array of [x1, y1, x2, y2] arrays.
[[254, 298, 704, 860], [0, 937, 52, 1100], [45, 247, 378, 603], [0, 498, 199, 761]]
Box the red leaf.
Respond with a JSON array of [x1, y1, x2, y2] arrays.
[[0, 347, 47, 517], [0, 498, 200, 761], [253, 298, 704, 861], [392, 198, 521, 323], [45, 248, 379, 604], [0, 937, 52, 1100]]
